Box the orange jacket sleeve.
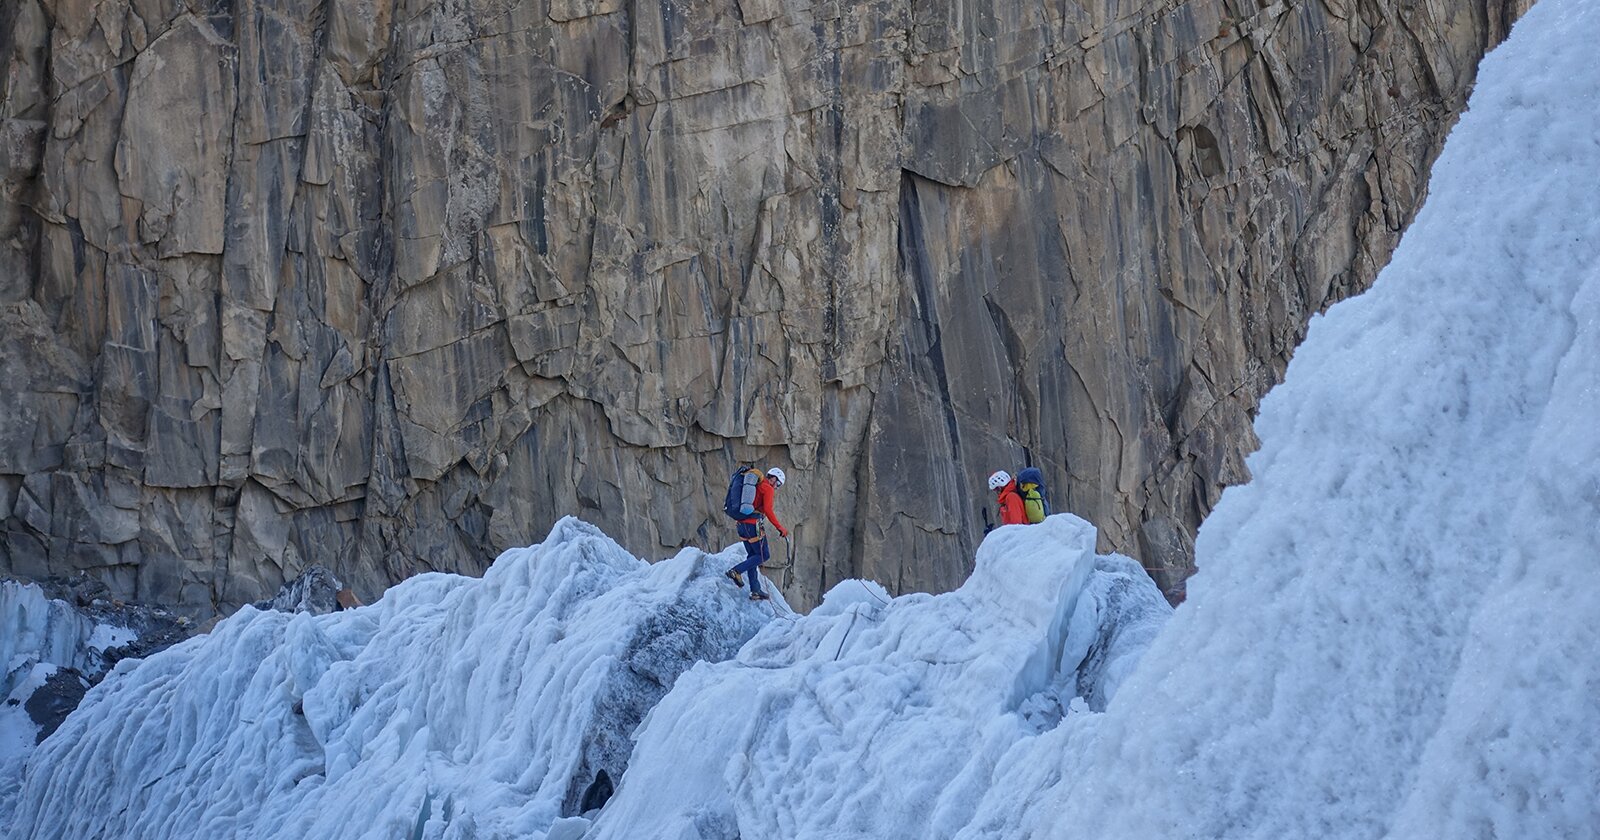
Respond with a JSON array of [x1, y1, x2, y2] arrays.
[[755, 480, 786, 534], [998, 485, 1028, 525]]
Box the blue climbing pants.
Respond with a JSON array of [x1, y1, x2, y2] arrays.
[[734, 521, 768, 596]]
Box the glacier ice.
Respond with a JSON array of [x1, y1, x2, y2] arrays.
[[6, 0, 1598, 837], [969, 1, 1600, 836], [3, 519, 776, 839], [587, 514, 1169, 840], [2, 513, 1168, 840]]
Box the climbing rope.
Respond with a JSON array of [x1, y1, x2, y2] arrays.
[[759, 537, 891, 616], [855, 580, 889, 606], [834, 607, 861, 661]]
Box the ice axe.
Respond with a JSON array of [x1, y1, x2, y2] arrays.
[[781, 534, 794, 591]]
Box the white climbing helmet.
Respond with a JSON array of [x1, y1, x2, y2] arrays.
[[766, 467, 786, 487], [987, 470, 1011, 490]]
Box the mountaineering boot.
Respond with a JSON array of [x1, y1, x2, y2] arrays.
[[725, 569, 744, 587], [749, 591, 770, 601]]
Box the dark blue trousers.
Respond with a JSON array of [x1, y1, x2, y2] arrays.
[[733, 521, 768, 595]]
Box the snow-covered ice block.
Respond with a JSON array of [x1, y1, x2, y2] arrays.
[[3, 517, 772, 840], [588, 514, 1170, 840]]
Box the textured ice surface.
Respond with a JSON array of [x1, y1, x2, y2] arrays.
[[8, 3, 1595, 836], [3, 513, 1167, 840], [588, 515, 1170, 840], [1, 581, 116, 695], [964, 3, 1600, 837], [3, 519, 773, 840]]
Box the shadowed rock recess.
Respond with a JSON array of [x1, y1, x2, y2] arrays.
[[0, 0, 1528, 612]]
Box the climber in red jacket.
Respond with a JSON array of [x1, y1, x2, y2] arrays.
[[725, 468, 787, 601], [988, 470, 1028, 527]]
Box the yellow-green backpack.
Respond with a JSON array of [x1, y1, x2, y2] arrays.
[[1017, 467, 1049, 524]]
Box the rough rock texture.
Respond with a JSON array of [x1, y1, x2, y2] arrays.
[[0, 0, 1530, 612], [253, 564, 346, 614], [21, 668, 91, 743]]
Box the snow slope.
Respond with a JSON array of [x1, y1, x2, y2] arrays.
[[962, 1, 1600, 836], [3, 519, 774, 840]]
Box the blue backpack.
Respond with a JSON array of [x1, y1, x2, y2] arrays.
[[723, 466, 761, 520]]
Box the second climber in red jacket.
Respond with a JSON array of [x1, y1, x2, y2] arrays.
[[726, 467, 787, 601], [988, 470, 1028, 527]]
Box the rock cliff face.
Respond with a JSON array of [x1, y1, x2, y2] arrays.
[[0, 0, 1528, 613]]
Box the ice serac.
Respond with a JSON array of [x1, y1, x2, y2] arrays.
[[951, 1, 1600, 836], [2, 518, 773, 840], [0, 0, 1531, 611], [587, 514, 1172, 840]]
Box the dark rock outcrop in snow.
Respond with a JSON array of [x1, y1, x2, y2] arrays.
[[253, 565, 360, 615], [21, 668, 91, 743]]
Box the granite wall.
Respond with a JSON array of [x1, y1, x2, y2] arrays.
[[0, 0, 1529, 611]]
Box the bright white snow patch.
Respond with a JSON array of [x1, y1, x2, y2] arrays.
[[85, 624, 136, 654], [1, 663, 57, 798]]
